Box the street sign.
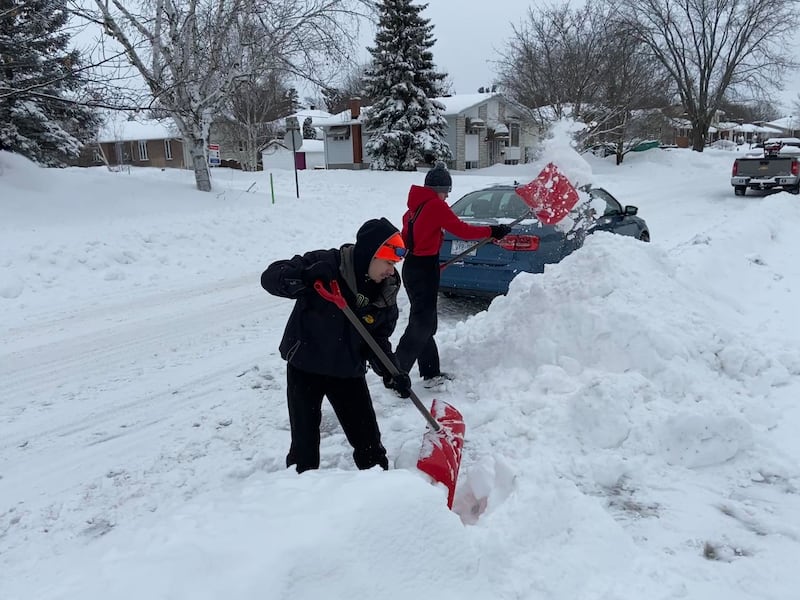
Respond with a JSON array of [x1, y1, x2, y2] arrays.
[[283, 117, 302, 198], [207, 143, 220, 166], [284, 129, 303, 151]]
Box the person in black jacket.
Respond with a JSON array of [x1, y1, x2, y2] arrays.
[[261, 218, 412, 473]]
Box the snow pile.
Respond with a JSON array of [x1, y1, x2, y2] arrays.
[[3, 147, 800, 600]]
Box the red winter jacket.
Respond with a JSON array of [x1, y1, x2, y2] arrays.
[[401, 185, 492, 257]]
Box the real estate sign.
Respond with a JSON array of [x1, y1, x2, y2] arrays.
[[208, 144, 221, 166]]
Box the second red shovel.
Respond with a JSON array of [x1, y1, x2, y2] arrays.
[[315, 280, 465, 508]]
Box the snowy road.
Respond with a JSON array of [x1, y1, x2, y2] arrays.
[[1, 277, 293, 563], [0, 272, 479, 567]]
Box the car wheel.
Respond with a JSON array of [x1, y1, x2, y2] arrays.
[[639, 231, 650, 242], [734, 186, 746, 196]]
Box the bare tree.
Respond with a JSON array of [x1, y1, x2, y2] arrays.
[[719, 97, 780, 123], [213, 73, 297, 171], [75, 0, 370, 191], [614, 0, 800, 152], [494, 3, 609, 123], [588, 17, 672, 164], [494, 2, 671, 165], [321, 62, 373, 114]]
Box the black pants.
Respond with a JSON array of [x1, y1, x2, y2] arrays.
[[395, 254, 440, 379], [285, 363, 388, 473]]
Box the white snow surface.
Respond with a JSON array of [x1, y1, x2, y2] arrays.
[[2, 145, 800, 600]]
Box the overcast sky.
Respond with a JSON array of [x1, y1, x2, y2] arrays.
[[70, 0, 800, 116], [396, 0, 535, 95], [389, 0, 800, 112]]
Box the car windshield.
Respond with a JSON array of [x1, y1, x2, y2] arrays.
[[450, 189, 529, 220]]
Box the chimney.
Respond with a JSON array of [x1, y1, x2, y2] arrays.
[[349, 97, 361, 119]]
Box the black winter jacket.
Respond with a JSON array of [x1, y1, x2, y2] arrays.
[[261, 245, 401, 378]]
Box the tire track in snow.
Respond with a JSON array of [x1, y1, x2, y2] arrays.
[[0, 278, 288, 455], [1, 277, 291, 564]]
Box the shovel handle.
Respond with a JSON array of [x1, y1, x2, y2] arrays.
[[439, 236, 494, 272], [439, 209, 534, 272], [314, 279, 441, 432]]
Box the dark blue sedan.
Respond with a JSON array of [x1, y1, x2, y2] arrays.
[[438, 184, 649, 297]]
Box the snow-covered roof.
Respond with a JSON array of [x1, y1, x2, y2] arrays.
[[315, 93, 504, 127], [98, 118, 180, 143], [670, 117, 692, 129], [314, 109, 360, 127], [766, 116, 800, 131], [733, 123, 783, 134], [274, 109, 334, 129], [298, 139, 324, 153], [435, 92, 499, 114], [262, 138, 325, 153]]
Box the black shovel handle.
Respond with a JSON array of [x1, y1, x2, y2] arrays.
[[314, 280, 441, 432], [439, 209, 534, 272]]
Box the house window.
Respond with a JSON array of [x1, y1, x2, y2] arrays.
[[138, 140, 149, 161], [164, 139, 173, 160], [326, 125, 350, 141]]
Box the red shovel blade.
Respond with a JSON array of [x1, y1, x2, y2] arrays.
[[515, 162, 580, 225], [416, 399, 465, 509]]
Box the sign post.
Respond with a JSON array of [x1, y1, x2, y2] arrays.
[[207, 143, 221, 167], [284, 117, 302, 199]]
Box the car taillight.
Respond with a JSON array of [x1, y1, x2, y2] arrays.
[[732, 161, 738, 176], [495, 234, 540, 251], [792, 161, 799, 176]]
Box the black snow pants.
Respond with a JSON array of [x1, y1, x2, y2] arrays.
[[285, 363, 388, 473], [395, 254, 441, 379]]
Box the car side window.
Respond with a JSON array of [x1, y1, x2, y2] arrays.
[[590, 188, 623, 215]]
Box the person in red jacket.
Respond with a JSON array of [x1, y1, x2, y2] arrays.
[[394, 163, 511, 388]]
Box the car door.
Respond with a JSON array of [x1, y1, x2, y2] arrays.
[[589, 188, 640, 238]]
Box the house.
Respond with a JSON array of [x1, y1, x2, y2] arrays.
[[261, 138, 326, 171], [209, 107, 332, 170], [314, 93, 538, 170], [74, 118, 188, 169], [275, 108, 332, 140], [760, 116, 800, 139], [669, 115, 785, 147]]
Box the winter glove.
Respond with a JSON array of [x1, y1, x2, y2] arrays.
[[489, 224, 512, 240], [301, 261, 337, 286], [386, 372, 412, 398]]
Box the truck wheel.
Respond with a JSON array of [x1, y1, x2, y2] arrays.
[[734, 186, 746, 196], [790, 185, 800, 195]]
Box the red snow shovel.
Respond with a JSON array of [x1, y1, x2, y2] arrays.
[[515, 162, 580, 225], [440, 162, 580, 272], [315, 280, 465, 509]]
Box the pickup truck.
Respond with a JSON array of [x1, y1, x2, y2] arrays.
[[730, 138, 800, 196]]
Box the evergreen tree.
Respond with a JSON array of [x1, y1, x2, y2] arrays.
[[302, 116, 316, 139], [363, 0, 451, 171], [0, 0, 99, 166]]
